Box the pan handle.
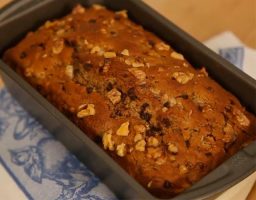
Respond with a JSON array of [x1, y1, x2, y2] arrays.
[[0, 0, 41, 23]]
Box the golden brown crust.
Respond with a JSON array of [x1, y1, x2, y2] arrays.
[[3, 4, 256, 198]]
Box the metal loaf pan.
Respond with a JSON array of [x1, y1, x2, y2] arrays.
[[0, 0, 256, 199]]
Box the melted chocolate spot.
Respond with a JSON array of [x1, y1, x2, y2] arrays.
[[185, 140, 190, 148], [162, 118, 171, 128], [177, 94, 189, 99], [20, 51, 27, 59], [84, 63, 93, 70], [163, 181, 172, 189], [127, 88, 137, 100], [140, 112, 152, 122], [163, 101, 170, 108], [106, 83, 113, 91], [86, 87, 93, 94], [89, 19, 97, 23]]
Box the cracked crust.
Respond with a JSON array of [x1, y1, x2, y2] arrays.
[[3, 4, 256, 198]]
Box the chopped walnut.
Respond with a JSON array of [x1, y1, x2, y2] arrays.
[[25, 68, 33, 77], [116, 143, 126, 157], [134, 124, 146, 134], [147, 181, 153, 188], [104, 52, 116, 58], [77, 104, 95, 118], [107, 89, 121, 105], [132, 61, 145, 68], [45, 21, 55, 28], [92, 4, 105, 10], [168, 143, 178, 154], [73, 5, 85, 14], [223, 123, 234, 134], [147, 147, 162, 159], [116, 121, 130, 136], [170, 156, 176, 161], [179, 164, 188, 174], [183, 63, 189, 67], [156, 157, 166, 165], [124, 57, 134, 66], [115, 10, 128, 18], [128, 68, 146, 84], [121, 49, 129, 56], [170, 51, 184, 60], [134, 133, 143, 143], [90, 46, 104, 55], [150, 88, 161, 97], [65, 65, 74, 79], [155, 42, 170, 51], [162, 107, 168, 113], [52, 39, 64, 54], [199, 67, 208, 77], [233, 109, 250, 127], [56, 29, 65, 36], [147, 137, 159, 147], [102, 130, 114, 151], [135, 139, 146, 151], [172, 72, 194, 84]]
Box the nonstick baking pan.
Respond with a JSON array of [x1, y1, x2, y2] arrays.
[[0, 0, 256, 199]]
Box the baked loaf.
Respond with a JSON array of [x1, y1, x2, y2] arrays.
[[3, 4, 256, 198]]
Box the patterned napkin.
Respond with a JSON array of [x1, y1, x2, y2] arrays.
[[0, 31, 255, 200]]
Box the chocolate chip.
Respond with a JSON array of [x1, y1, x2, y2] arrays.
[[149, 124, 162, 133], [162, 118, 171, 128], [185, 140, 190, 148], [86, 87, 93, 94], [110, 31, 118, 36], [115, 109, 122, 116], [177, 94, 189, 99], [140, 111, 152, 122], [127, 88, 137, 100], [205, 152, 212, 157], [89, 19, 97, 23], [106, 82, 113, 91], [64, 39, 76, 48], [20, 51, 27, 59], [163, 101, 170, 108], [84, 63, 93, 70], [114, 15, 121, 20], [197, 105, 204, 112], [148, 40, 155, 47], [121, 92, 127, 102], [206, 86, 213, 92], [141, 103, 149, 111], [163, 180, 172, 189], [95, 135, 102, 144]]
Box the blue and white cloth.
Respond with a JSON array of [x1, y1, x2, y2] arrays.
[[0, 31, 255, 200], [0, 91, 117, 200]]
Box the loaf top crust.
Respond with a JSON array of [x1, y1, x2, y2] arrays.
[[3, 4, 256, 198]]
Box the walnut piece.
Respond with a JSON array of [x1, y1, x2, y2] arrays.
[[155, 42, 170, 51], [156, 157, 166, 165], [233, 109, 250, 127], [116, 121, 130, 136], [172, 72, 194, 84], [92, 4, 105, 10], [115, 10, 128, 18], [170, 51, 184, 60], [147, 147, 162, 159], [116, 143, 126, 157], [65, 65, 74, 79], [179, 164, 188, 174], [121, 49, 129, 56], [168, 143, 178, 154], [128, 68, 146, 84], [147, 136, 159, 147], [104, 52, 116, 58], [52, 39, 64, 54], [77, 104, 95, 118], [135, 139, 146, 151], [134, 133, 143, 143], [107, 89, 121, 105], [147, 181, 153, 188], [102, 130, 114, 151]]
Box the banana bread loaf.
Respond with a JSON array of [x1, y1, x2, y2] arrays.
[[3, 4, 256, 198]]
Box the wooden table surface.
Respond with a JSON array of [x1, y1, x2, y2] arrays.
[[0, 0, 256, 199]]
